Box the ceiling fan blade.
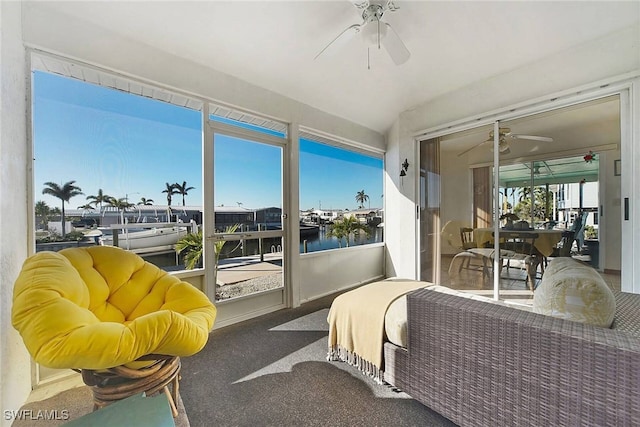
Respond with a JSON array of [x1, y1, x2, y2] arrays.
[[510, 134, 554, 142], [350, 0, 370, 11], [314, 24, 362, 61], [457, 139, 490, 157], [381, 22, 410, 65]]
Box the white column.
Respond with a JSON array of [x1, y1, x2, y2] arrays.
[[1, 1, 33, 421]]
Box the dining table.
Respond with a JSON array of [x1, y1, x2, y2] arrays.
[[473, 228, 564, 257]]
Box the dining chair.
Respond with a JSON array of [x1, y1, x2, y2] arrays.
[[494, 231, 541, 291], [453, 227, 477, 272], [448, 227, 491, 279], [460, 227, 476, 250], [573, 211, 589, 253], [551, 230, 576, 258]]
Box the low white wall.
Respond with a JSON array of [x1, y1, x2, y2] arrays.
[[299, 243, 385, 303]]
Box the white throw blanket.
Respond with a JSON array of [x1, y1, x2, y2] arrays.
[[327, 279, 429, 383]]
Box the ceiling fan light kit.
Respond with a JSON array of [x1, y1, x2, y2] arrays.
[[360, 14, 386, 47], [315, 0, 411, 68]]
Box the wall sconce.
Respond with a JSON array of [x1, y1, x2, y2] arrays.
[[400, 158, 409, 177]]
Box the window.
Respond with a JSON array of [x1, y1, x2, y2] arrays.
[[299, 136, 383, 253], [33, 71, 202, 271]]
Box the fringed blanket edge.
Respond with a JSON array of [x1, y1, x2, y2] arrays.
[[327, 345, 384, 384]]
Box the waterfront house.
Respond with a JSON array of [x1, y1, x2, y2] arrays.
[[1, 1, 639, 424]]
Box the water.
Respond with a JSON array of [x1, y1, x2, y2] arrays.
[[299, 225, 383, 253]]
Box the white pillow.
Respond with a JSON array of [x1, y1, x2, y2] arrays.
[[533, 258, 615, 328]]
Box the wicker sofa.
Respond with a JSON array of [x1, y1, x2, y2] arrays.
[[382, 287, 640, 426]]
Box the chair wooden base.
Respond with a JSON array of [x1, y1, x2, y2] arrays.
[[80, 356, 181, 417]]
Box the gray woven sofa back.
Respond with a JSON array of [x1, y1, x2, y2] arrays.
[[399, 288, 640, 427]]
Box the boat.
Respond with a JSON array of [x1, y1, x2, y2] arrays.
[[299, 223, 320, 237], [100, 226, 188, 250]]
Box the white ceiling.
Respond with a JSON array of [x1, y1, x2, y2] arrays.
[[36, 1, 640, 134]]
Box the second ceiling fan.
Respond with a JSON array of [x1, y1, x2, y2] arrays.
[[457, 127, 553, 157]]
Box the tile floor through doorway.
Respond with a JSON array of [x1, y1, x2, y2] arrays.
[[440, 254, 621, 307]]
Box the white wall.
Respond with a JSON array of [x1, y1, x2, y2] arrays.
[[384, 118, 417, 278], [299, 244, 385, 302], [403, 25, 639, 133], [0, 2, 33, 425], [439, 150, 473, 255], [385, 24, 640, 279], [601, 150, 623, 272]]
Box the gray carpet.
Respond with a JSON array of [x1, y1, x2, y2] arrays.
[[180, 294, 457, 427], [12, 385, 190, 427]]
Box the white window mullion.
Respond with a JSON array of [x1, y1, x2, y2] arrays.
[[203, 103, 216, 298]]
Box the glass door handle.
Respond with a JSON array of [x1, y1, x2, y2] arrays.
[[624, 197, 629, 221]]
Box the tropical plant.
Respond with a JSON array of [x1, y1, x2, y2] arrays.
[[85, 188, 111, 213], [500, 188, 516, 212], [66, 230, 86, 241], [138, 197, 154, 205], [175, 230, 204, 270], [514, 186, 553, 223], [355, 190, 369, 209], [328, 216, 370, 247], [162, 182, 178, 207], [174, 181, 195, 206], [35, 200, 58, 230], [176, 224, 240, 291], [42, 180, 83, 237]]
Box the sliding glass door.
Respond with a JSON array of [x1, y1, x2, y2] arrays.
[[419, 138, 441, 283], [425, 94, 623, 303]]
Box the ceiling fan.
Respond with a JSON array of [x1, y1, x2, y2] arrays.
[[457, 127, 553, 157], [314, 0, 411, 67]]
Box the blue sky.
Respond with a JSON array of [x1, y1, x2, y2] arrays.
[[34, 72, 383, 212]]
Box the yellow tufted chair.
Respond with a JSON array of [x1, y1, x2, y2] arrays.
[[12, 246, 216, 415]]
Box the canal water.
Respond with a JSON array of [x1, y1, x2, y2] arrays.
[[39, 225, 384, 270], [145, 226, 383, 269], [299, 225, 383, 253]]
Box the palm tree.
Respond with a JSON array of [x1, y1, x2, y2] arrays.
[[138, 197, 154, 205], [355, 190, 369, 209], [85, 189, 111, 213], [77, 203, 95, 211], [106, 197, 134, 224], [162, 182, 178, 207], [328, 216, 370, 247], [174, 181, 195, 206], [42, 181, 83, 236]]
